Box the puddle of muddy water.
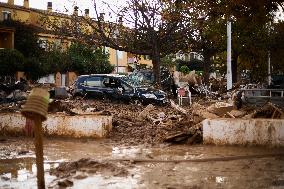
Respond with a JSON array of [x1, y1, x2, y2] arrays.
[[0, 137, 284, 189], [69, 174, 140, 189], [0, 160, 58, 189]]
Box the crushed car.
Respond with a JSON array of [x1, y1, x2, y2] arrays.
[[71, 74, 168, 105], [126, 67, 177, 97]]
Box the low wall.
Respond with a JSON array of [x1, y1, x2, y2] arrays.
[[203, 118, 284, 146], [0, 113, 112, 138]]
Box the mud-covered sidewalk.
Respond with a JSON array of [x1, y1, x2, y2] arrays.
[[1, 138, 284, 189]]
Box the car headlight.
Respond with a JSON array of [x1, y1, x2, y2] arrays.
[[142, 93, 157, 99]]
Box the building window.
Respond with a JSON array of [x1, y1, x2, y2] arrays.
[[184, 54, 189, 61], [2, 11, 11, 21], [190, 52, 195, 60]]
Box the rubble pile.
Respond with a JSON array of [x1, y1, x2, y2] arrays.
[[0, 80, 29, 112], [111, 102, 202, 144], [56, 100, 203, 145]]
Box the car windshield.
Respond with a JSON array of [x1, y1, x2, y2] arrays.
[[125, 70, 154, 87]]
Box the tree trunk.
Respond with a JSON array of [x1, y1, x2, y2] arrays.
[[203, 51, 211, 85], [152, 35, 161, 88], [232, 52, 238, 83], [152, 54, 161, 88]]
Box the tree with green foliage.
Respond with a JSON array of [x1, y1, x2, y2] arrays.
[[160, 54, 176, 70], [43, 49, 70, 73], [0, 20, 48, 80], [180, 0, 282, 84], [0, 49, 24, 76], [23, 57, 46, 81], [176, 59, 204, 73], [180, 65, 190, 75], [270, 21, 284, 74], [190, 0, 284, 83], [67, 43, 113, 75]]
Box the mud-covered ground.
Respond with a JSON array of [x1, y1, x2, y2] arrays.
[[1, 138, 284, 189], [1, 99, 283, 188]]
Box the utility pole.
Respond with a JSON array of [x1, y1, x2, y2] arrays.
[[227, 20, 232, 90], [268, 21, 272, 85], [268, 51, 271, 85], [114, 29, 119, 73]]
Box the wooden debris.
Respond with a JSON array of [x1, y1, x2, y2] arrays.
[[164, 132, 191, 143], [226, 112, 235, 118], [228, 110, 247, 118], [268, 103, 283, 119], [170, 100, 187, 114]]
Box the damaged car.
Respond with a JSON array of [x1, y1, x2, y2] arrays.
[[127, 67, 174, 94], [71, 74, 168, 105]]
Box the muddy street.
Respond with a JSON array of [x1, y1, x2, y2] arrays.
[[0, 137, 284, 189]]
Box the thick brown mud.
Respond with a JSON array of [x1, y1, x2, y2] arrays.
[[1, 137, 284, 188]]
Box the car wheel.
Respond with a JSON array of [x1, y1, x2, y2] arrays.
[[102, 93, 110, 102], [131, 98, 143, 105]]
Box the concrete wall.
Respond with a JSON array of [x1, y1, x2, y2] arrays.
[[203, 118, 284, 147], [0, 113, 112, 138]]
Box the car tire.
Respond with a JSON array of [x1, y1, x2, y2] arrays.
[[131, 98, 143, 105]]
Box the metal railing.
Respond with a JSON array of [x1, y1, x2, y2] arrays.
[[241, 88, 284, 98]]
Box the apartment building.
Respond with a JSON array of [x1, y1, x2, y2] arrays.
[[0, 0, 153, 85]]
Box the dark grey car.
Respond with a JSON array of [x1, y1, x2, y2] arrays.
[[71, 74, 167, 105]]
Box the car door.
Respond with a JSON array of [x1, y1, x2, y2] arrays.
[[83, 76, 104, 98], [118, 79, 134, 102], [101, 77, 118, 99]]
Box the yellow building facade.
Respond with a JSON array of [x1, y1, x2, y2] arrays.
[[0, 0, 153, 84]]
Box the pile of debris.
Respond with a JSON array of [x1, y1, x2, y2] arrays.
[[46, 99, 203, 145], [1, 78, 282, 146], [111, 102, 202, 145], [0, 80, 29, 104]]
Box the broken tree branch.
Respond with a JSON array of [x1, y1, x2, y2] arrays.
[[170, 100, 187, 114]]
